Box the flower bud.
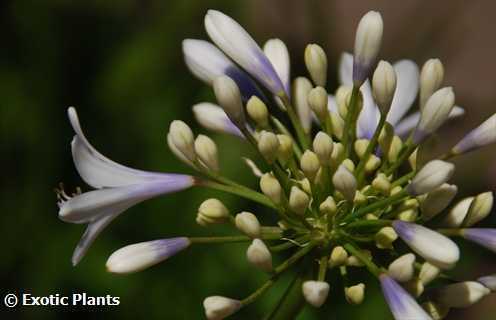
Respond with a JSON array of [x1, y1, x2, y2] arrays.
[[330, 113, 345, 140], [203, 296, 241, 320], [419, 262, 440, 285], [387, 136, 403, 163], [167, 133, 195, 167], [388, 253, 415, 282], [276, 134, 293, 164], [478, 274, 496, 291], [354, 190, 367, 205], [372, 173, 391, 195], [289, 186, 310, 215], [397, 209, 418, 222], [263, 38, 290, 94], [422, 301, 449, 320], [405, 278, 424, 298], [372, 60, 396, 113], [300, 150, 320, 180], [342, 158, 356, 172], [308, 86, 329, 120], [169, 120, 196, 162], [345, 283, 365, 305], [375, 226, 398, 249], [330, 142, 345, 166], [420, 184, 458, 221], [414, 87, 455, 143], [259, 173, 282, 204], [293, 77, 313, 133], [452, 113, 496, 155], [353, 11, 383, 85], [302, 280, 330, 308], [408, 148, 418, 170], [347, 250, 372, 267], [333, 164, 357, 201], [364, 155, 381, 174], [354, 139, 370, 159], [437, 282, 490, 308], [246, 96, 269, 127], [420, 59, 444, 109], [195, 135, 219, 171], [213, 76, 246, 128], [336, 85, 352, 119], [235, 212, 261, 238], [258, 131, 280, 163], [379, 122, 394, 155], [329, 246, 348, 268], [320, 196, 337, 216], [197, 199, 230, 226], [442, 197, 474, 228], [407, 160, 455, 196], [463, 191, 494, 227], [313, 132, 334, 165], [304, 44, 327, 86], [246, 239, 272, 272]]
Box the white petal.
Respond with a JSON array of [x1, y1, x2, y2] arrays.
[[386, 60, 420, 126], [68, 107, 172, 188], [263, 38, 290, 94], [438, 282, 490, 308], [192, 103, 243, 137], [357, 80, 380, 139], [339, 52, 353, 85], [394, 106, 464, 137]]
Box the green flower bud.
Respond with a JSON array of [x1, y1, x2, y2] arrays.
[[246, 96, 269, 127]]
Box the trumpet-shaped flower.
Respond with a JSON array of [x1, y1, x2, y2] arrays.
[[58, 107, 194, 265]]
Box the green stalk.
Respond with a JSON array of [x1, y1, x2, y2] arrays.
[[190, 234, 282, 244], [341, 190, 409, 223], [270, 116, 302, 158], [279, 94, 310, 149], [384, 138, 417, 175], [342, 86, 360, 157], [345, 219, 392, 229], [343, 243, 381, 277]]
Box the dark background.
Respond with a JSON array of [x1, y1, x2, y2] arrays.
[[1, 0, 495, 319]]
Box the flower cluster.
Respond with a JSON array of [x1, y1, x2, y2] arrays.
[[57, 9, 496, 320]]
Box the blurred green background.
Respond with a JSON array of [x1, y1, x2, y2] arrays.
[[1, 0, 495, 319]]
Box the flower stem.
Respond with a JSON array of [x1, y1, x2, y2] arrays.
[[317, 254, 329, 281], [344, 219, 392, 229], [342, 85, 360, 158], [189, 234, 282, 244], [279, 94, 310, 150], [341, 190, 409, 223], [343, 242, 381, 277], [384, 139, 416, 175]]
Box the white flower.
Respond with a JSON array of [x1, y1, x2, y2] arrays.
[[293, 77, 313, 133], [106, 238, 190, 274], [205, 10, 286, 96], [393, 220, 460, 269], [58, 108, 195, 266], [263, 38, 290, 94]]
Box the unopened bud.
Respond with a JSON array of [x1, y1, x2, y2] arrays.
[[388, 253, 415, 282], [420, 184, 457, 221], [353, 11, 383, 85], [313, 131, 334, 165], [302, 280, 330, 307], [195, 135, 219, 171], [289, 186, 310, 215], [387, 136, 403, 163], [372, 60, 396, 113], [437, 282, 490, 308], [329, 246, 348, 268], [213, 76, 245, 128], [235, 212, 261, 238], [379, 122, 394, 155], [246, 96, 269, 127], [419, 262, 440, 285], [442, 197, 473, 228], [300, 150, 320, 181], [345, 283, 365, 305], [420, 59, 444, 109], [258, 131, 280, 163], [397, 209, 418, 222], [246, 239, 272, 272], [405, 278, 425, 298], [277, 134, 293, 164], [197, 199, 229, 226], [330, 142, 345, 166], [407, 160, 455, 196], [354, 139, 370, 159], [372, 173, 391, 194], [333, 164, 357, 201], [260, 173, 282, 204], [375, 226, 398, 249], [364, 155, 381, 174], [293, 77, 313, 133], [308, 86, 329, 120], [203, 296, 241, 320], [336, 85, 352, 119], [347, 250, 372, 267], [463, 191, 493, 227], [304, 44, 328, 87], [330, 113, 345, 140], [320, 196, 337, 216], [169, 120, 196, 162]]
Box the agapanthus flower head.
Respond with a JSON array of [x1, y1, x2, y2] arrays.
[[58, 8, 496, 320]]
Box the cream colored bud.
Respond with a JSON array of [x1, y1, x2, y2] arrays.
[[329, 246, 348, 267], [345, 283, 365, 305], [372, 60, 396, 113], [302, 280, 330, 308], [246, 96, 268, 127], [420, 184, 458, 220], [387, 136, 403, 163], [347, 250, 372, 267], [213, 76, 245, 127], [289, 186, 310, 215], [195, 135, 219, 171], [258, 131, 280, 163], [353, 11, 383, 85], [442, 197, 474, 228], [259, 173, 282, 204], [277, 134, 293, 165], [320, 196, 337, 216], [203, 296, 241, 320], [330, 142, 345, 166], [308, 86, 329, 120], [354, 191, 367, 205], [169, 120, 196, 162], [304, 44, 328, 87], [372, 173, 391, 194], [419, 262, 441, 285], [390, 186, 403, 196], [354, 139, 370, 159], [336, 85, 352, 119], [366, 213, 379, 220], [414, 87, 455, 142], [246, 239, 272, 272], [243, 157, 263, 178], [463, 191, 493, 227], [197, 199, 229, 226], [405, 278, 425, 298], [388, 253, 415, 282], [330, 113, 345, 140], [397, 209, 418, 222], [375, 226, 398, 249], [420, 59, 444, 109], [299, 178, 312, 194], [333, 164, 357, 201], [407, 160, 455, 196], [400, 198, 420, 210], [167, 133, 195, 167], [342, 158, 356, 172], [437, 282, 490, 308], [422, 301, 449, 320], [364, 155, 381, 174], [313, 132, 334, 165], [293, 77, 313, 133], [300, 150, 320, 181], [235, 212, 261, 238], [408, 148, 418, 170]]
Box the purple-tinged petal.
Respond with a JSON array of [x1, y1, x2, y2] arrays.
[[462, 228, 496, 253], [394, 106, 464, 138], [386, 60, 419, 126], [478, 274, 496, 291], [380, 274, 431, 320], [393, 220, 459, 269], [263, 38, 290, 96], [182, 39, 263, 102], [205, 10, 286, 96], [357, 80, 380, 139], [452, 113, 496, 154], [192, 103, 243, 137], [106, 237, 191, 274]]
